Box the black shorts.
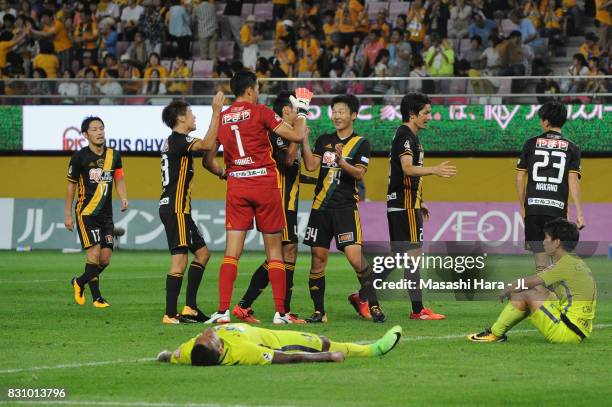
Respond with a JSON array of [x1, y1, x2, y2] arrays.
[[159, 210, 206, 255], [282, 210, 298, 245], [387, 209, 424, 250], [303, 208, 362, 250], [75, 213, 114, 250], [524, 215, 557, 253]]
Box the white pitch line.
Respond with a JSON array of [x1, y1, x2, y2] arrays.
[[2, 324, 611, 375]]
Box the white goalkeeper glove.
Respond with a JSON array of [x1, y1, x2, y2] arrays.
[[290, 88, 314, 119]]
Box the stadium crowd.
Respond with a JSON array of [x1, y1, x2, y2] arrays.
[[0, 0, 610, 103]]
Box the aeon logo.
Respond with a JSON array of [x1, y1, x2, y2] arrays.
[[62, 126, 87, 151], [433, 210, 525, 244]]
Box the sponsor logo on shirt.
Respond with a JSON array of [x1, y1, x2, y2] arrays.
[[404, 140, 411, 150], [361, 156, 369, 164], [536, 138, 569, 150], [159, 197, 169, 206], [322, 151, 337, 167], [222, 110, 251, 124], [527, 197, 565, 209], [386, 192, 397, 201], [89, 168, 113, 183], [229, 168, 268, 178]]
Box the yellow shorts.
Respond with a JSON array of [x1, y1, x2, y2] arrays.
[[266, 330, 324, 353], [529, 301, 583, 344]]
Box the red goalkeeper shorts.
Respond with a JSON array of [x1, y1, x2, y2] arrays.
[[225, 187, 285, 234]]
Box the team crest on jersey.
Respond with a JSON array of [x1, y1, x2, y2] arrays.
[[404, 140, 411, 150], [322, 151, 337, 167], [276, 137, 284, 147], [96, 158, 105, 167]]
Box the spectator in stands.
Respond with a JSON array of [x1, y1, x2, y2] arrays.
[[543, 0, 563, 56], [335, 1, 357, 49], [586, 56, 608, 93], [143, 52, 167, 89], [2, 13, 15, 36], [118, 54, 141, 95], [509, 9, 545, 56], [143, 67, 166, 96], [140, 0, 165, 55], [580, 33, 603, 59], [98, 68, 123, 104], [28, 67, 50, 105], [240, 15, 261, 70], [468, 11, 496, 45], [77, 50, 99, 78], [121, 0, 144, 41], [387, 28, 402, 67], [394, 14, 407, 32], [373, 49, 390, 93], [448, 0, 473, 39], [535, 68, 561, 103], [362, 29, 384, 74], [99, 18, 118, 58], [100, 53, 119, 80], [0, 28, 28, 71], [29, 9, 72, 71], [522, 0, 542, 31], [168, 0, 192, 59], [193, 0, 218, 61], [372, 9, 391, 42], [499, 31, 526, 76], [73, 9, 98, 58], [125, 31, 151, 71], [322, 10, 337, 48], [408, 53, 429, 92], [79, 67, 99, 104], [273, 0, 290, 21], [461, 35, 484, 69], [96, 0, 121, 20], [0, 0, 16, 22], [223, 0, 243, 49], [426, 0, 450, 39], [167, 55, 192, 95], [297, 25, 321, 78], [57, 69, 78, 104], [595, 0, 611, 51], [425, 36, 455, 92], [274, 36, 296, 77], [407, 0, 427, 53], [480, 33, 502, 75], [355, 4, 370, 37], [32, 39, 59, 78], [566, 52, 589, 93]]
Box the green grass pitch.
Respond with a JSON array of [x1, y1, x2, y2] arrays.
[[1, 251, 611, 406]]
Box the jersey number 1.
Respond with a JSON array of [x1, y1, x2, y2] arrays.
[[231, 125, 245, 157]]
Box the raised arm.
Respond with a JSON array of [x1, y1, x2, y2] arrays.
[[301, 128, 321, 172], [192, 91, 224, 152]]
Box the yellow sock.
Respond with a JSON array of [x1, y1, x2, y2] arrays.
[[491, 302, 528, 337], [328, 341, 373, 357]]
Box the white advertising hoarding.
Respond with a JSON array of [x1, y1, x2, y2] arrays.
[[22, 105, 214, 151]]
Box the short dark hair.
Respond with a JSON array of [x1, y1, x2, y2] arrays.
[[230, 70, 258, 97], [81, 116, 105, 133], [0, 31, 13, 42], [400, 92, 431, 122], [543, 218, 580, 252], [3, 13, 15, 24], [162, 100, 190, 129], [273, 91, 294, 117], [538, 101, 567, 128], [331, 94, 359, 115], [191, 344, 220, 366]]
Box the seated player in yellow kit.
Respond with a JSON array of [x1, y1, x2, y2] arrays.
[[469, 219, 596, 344], [157, 323, 402, 366]]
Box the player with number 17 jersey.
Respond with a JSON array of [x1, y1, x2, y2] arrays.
[[218, 100, 285, 232]]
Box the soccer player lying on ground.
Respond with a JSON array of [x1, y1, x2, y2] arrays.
[[468, 218, 596, 343], [157, 323, 402, 366]]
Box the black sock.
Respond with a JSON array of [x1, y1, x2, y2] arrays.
[[358, 265, 379, 307], [284, 262, 295, 312], [239, 261, 269, 308], [89, 264, 107, 300], [165, 275, 183, 316], [309, 272, 325, 314], [186, 261, 204, 309], [77, 263, 99, 287], [406, 263, 424, 314]]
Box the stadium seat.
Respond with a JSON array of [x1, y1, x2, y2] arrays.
[[367, 2, 389, 20], [241, 3, 254, 20], [388, 2, 408, 21], [217, 41, 235, 61], [253, 3, 273, 21], [193, 60, 215, 78]]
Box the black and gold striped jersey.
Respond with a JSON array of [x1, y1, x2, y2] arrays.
[[312, 132, 371, 210], [159, 132, 198, 214], [67, 146, 122, 217], [270, 132, 300, 212], [387, 125, 424, 210]]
